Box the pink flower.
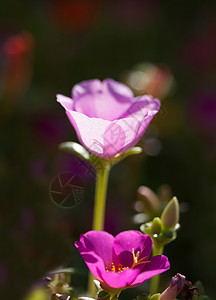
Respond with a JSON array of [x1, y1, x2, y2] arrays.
[[74, 230, 170, 292], [57, 79, 160, 159]]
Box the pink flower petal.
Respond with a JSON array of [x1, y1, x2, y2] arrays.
[[74, 231, 114, 281], [65, 110, 110, 157], [112, 114, 157, 154], [65, 97, 159, 158], [121, 95, 160, 119], [56, 94, 74, 110], [83, 231, 114, 263], [72, 79, 133, 121], [104, 78, 133, 102], [72, 79, 101, 119], [112, 231, 152, 267], [103, 123, 126, 158], [98, 267, 140, 290], [130, 255, 170, 287], [113, 96, 160, 153]]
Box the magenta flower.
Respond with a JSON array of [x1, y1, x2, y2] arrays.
[[57, 79, 160, 158], [74, 230, 170, 292]]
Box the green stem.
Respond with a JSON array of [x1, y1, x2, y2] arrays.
[[92, 165, 110, 231], [88, 164, 110, 297], [149, 244, 164, 296]]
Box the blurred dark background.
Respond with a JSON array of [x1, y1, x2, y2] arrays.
[[0, 1, 216, 299]]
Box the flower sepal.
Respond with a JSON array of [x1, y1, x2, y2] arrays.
[[111, 146, 143, 164], [93, 279, 120, 300], [88, 146, 142, 171], [93, 279, 110, 299], [59, 141, 90, 161], [60, 141, 142, 173]]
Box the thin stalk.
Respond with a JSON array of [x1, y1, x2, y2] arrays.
[[87, 164, 110, 297], [92, 165, 110, 231], [149, 244, 164, 295]]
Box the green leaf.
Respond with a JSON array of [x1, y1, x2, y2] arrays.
[[59, 142, 90, 161]]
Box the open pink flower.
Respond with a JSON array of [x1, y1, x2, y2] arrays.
[[57, 79, 160, 158], [74, 230, 169, 292]]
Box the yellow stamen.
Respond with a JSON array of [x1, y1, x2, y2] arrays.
[[131, 248, 150, 269], [106, 249, 150, 273], [106, 262, 129, 273]]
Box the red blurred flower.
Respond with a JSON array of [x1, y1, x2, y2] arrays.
[[1, 32, 34, 99]]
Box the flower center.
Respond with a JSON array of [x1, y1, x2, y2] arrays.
[[106, 262, 129, 273], [106, 249, 150, 273], [131, 248, 150, 269]]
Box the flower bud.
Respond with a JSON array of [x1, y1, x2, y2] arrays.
[[137, 186, 160, 214], [150, 217, 162, 235], [157, 184, 172, 203], [161, 197, 179, 229], [159, 273, 185, 300]]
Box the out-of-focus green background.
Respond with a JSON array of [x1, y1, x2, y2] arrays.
[[0, 1, 216, 299]]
